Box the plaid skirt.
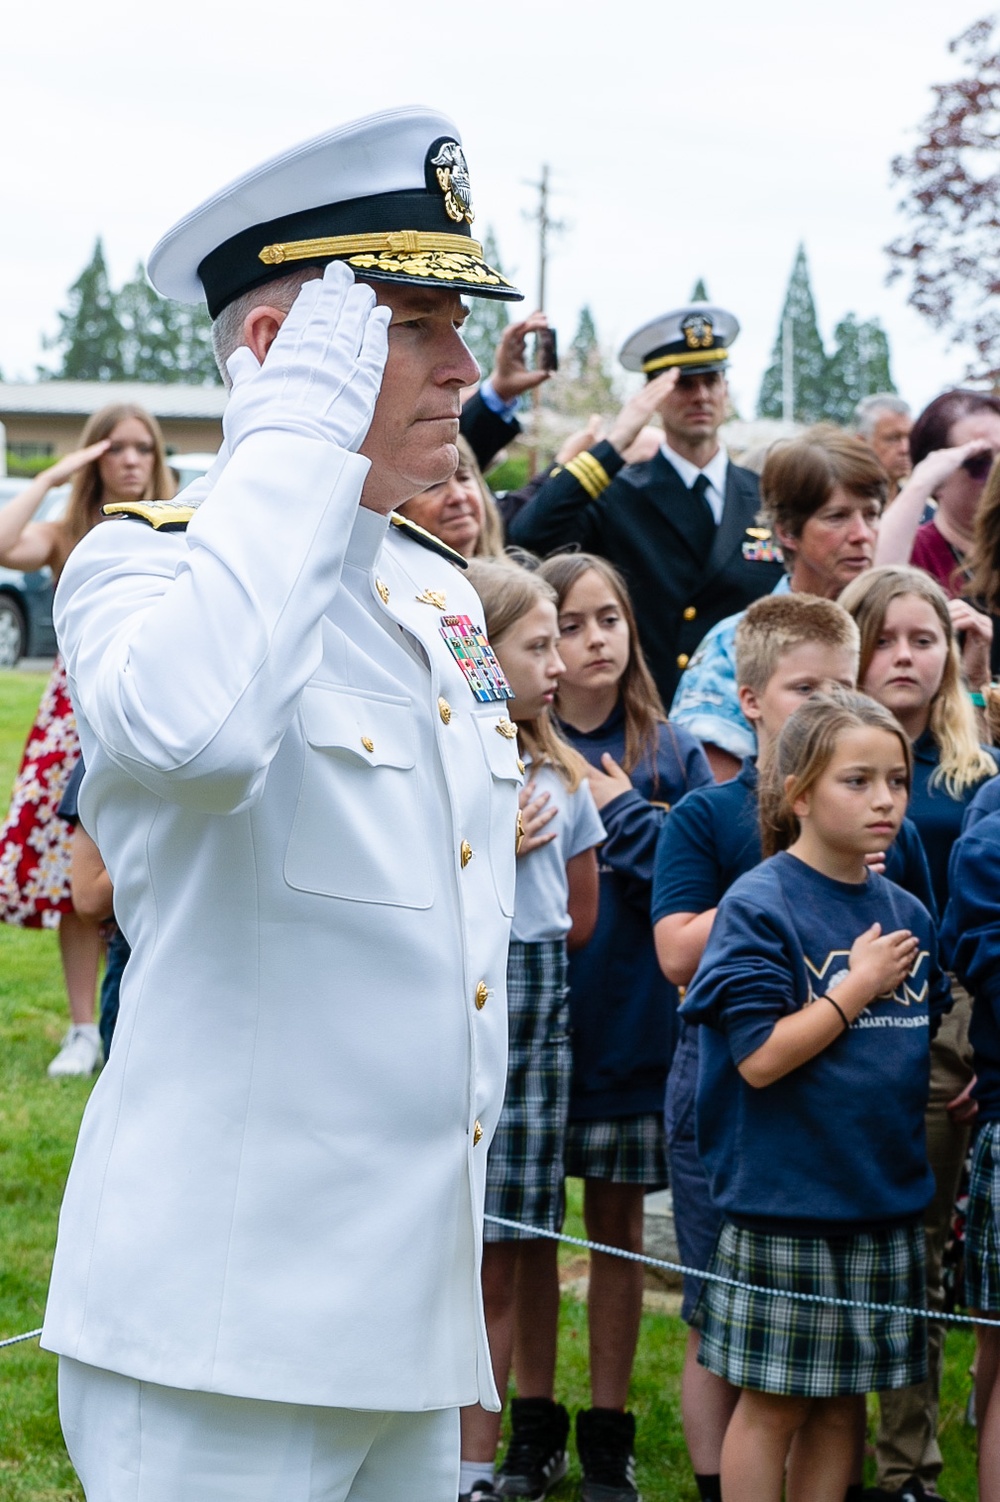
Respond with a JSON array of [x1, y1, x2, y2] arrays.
[[564, 1112, 669, 1188], [484, 939, 570, 1242], [696, 1219, 928, 1396], [966, 1122, 1000, 1313]]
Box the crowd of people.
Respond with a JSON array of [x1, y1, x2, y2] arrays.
[[383, 309, 1000, 1502], [6, 104, 1000, 1502]]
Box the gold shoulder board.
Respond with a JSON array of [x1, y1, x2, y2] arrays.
[[389, 513, 468, 569], [102, 500, 195, 531]]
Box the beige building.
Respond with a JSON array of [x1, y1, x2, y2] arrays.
[[0, 382, 225, 467]]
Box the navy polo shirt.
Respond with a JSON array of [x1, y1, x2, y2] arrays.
[[652, 759, 760, 923]]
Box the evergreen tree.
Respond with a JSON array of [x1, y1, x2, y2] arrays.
[[823, 315, 896, 425], [690, 277, 709, 301], [461, 227, 510, 378], [547, 305, 618, 419], [569, 305, 600, 379], [117, 266, 220, 384], [43, 238, 125, 381], [757, 244, 829, 422]]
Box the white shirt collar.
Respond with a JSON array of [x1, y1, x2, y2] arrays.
[[660, 440, 729, 524]]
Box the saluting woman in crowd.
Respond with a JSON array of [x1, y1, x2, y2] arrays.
[[0, 402, 174, 1078]]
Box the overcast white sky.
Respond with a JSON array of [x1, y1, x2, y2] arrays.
[[1, 0, 991, 418]]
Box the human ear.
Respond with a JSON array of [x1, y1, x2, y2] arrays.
[[787, 773, 811, 820], [241, 305, 289, 365], [774, 524, 797, 557], [738, 684, 762, 724]]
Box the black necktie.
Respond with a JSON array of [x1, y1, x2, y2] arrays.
[[691, 472, 714, 523]]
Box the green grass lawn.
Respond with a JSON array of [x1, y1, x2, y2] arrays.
[[0, 671, 982, 1499]]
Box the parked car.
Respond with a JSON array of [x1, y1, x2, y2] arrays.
[[0, 480, 68, 668]]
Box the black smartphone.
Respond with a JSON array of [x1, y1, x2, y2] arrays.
[[535, 328, 558, 372]]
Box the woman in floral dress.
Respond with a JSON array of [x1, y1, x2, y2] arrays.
[[0, 404, 174, 1075]]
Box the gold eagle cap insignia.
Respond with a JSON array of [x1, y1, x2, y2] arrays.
[[681, 313, 715, 350]]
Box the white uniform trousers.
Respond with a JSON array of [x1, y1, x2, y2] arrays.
[[59, 1358, 459, 1502]]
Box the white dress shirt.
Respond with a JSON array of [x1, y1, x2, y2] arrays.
[[660, 439, 729, 524]]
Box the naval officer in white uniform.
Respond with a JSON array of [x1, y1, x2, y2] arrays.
[[41, 108, 525, 1501]]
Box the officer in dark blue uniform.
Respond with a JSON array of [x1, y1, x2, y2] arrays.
[[508, 304, 785, 707]]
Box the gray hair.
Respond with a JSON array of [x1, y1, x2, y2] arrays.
[[853, 393, 911, 439], [210, 268, 321, 385]]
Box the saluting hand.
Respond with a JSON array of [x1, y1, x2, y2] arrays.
[[223, 261, 390, 455]]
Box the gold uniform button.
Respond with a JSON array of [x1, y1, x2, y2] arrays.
[[475, 981, 489, 1010], [438, 697, 453, 725], [460, 840, 474, 868], [517, 758, 525, 775], [683, 606, 697, 621], [473, 1120, 484, 1146], [361, 736, 374, 752], [375, 578, 389, 604], [676, 653, 689, 670]]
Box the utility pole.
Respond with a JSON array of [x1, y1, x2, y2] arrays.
[[522, 164, 566, 473]]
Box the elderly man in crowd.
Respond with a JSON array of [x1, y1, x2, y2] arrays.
[[41, 108, 524, 1502], [507, 303, 785, 713], [855, 392, 913, 502]]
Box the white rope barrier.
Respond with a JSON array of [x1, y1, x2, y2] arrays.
[[4, 1215, 999, 1353]]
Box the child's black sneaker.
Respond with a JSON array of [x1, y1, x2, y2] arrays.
[[576, 1407, 641, 1502], [459, 1482, 501, 1502], [495, 1397, 570, 1500]]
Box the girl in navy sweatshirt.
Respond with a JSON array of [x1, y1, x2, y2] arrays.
[[682, 690, 950, 1502], [537, 551, 711, 1495]]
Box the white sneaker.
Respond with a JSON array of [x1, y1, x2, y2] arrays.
[[47, 1024, 102, 1078]]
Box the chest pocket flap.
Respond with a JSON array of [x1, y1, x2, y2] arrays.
[[286, 686, 430, 907], [300, 686, 416, 769], [473, 713, 523, 784]]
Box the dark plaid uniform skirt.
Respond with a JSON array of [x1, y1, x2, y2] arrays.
[[563, 1112, 669, 1188], [696, 1219, 928, 1396], [966, 1122, 1000, 1312], [484, 939, 570, 1242]]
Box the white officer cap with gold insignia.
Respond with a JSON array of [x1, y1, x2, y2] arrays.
[[619, 303, 740, 377], [147, 106, 523, 318]]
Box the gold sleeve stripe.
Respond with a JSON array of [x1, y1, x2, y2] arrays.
[[564, 456, 605, 500], [565, 450, 613, 499], [642, 347, 729, 374], [260, 230, 483, 266]]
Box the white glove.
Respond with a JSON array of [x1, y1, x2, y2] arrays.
[[222, 261, 390, 455]]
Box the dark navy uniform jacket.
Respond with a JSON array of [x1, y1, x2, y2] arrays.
[[507, 441, 784, 706]]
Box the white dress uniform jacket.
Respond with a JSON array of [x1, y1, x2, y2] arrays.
[[41, 430, 518, 1411]]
